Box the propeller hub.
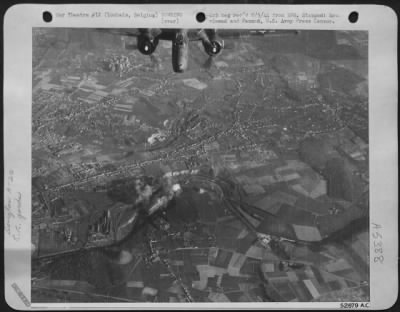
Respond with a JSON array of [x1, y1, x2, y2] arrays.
[[203, 39, 224, 56], [137, 35, 159, 55]]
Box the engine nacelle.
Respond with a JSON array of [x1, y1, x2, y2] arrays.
[[137, 35, 159, 55], [202, 38, 224, 56]]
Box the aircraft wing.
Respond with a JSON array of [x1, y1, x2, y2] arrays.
[[94, 28, 299, 41], [219, 29, 300, 38], [189, 29, 300, 41], [95, 28, 176, 41], [95, 28, 142, 37]]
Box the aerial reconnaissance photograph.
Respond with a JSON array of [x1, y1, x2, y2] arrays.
[[31, 28, 369, 303]]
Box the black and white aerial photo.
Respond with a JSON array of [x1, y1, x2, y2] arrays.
[[31, 28, 369, 303]]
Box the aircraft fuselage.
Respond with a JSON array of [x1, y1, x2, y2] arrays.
[[171, 29, 189, 73]]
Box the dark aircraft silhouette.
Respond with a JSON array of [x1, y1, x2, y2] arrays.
[[96, 28, 300, 73]]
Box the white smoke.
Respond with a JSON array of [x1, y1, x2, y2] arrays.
[[134, 180, 154, 204], [134, 176, 183, 215], [114, 249, 134, 265]]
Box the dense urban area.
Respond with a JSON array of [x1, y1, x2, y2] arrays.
[[31, 28, 369, 303]]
